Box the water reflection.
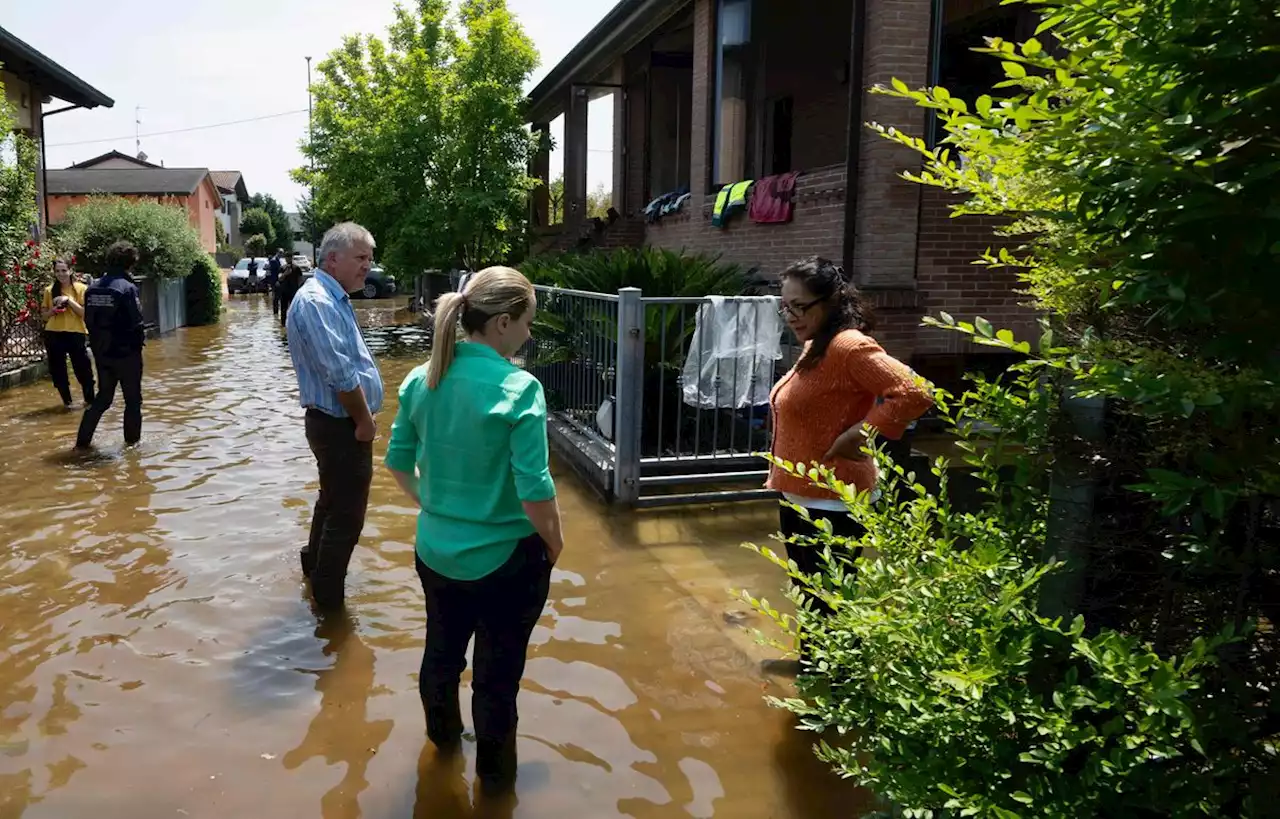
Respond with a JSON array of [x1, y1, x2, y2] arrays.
[[282, 612, 394, 819], [0, 296, 871, 818]]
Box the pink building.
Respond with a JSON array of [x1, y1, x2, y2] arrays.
[[47, 155, 223, 253]]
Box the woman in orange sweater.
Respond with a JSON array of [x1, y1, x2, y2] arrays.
[[768, 256, 933, 664]]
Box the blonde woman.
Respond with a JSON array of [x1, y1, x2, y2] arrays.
[[385, 266, 563, 792], [42, 257, 95, 408]]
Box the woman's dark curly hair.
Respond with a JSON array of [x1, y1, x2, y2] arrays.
[[781, 256, 874, 370]]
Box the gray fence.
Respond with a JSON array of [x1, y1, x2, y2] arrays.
[[0, 319, 45, 375], [516, 285, 797, 508], [138, 276, 188, 335]]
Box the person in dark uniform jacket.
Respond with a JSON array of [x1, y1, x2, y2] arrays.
[[76, 240, 147, 449], [278, 262, 304, 326]]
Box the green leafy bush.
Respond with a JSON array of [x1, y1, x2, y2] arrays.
[[54, 196, 206, 280], [185, 255, 223, 326], [244, 234, 267, 259], [748, 395, 1238, 816], [239, 208, 275, 247]]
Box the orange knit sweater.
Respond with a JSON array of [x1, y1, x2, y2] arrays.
[[767, 329, 934, 499]]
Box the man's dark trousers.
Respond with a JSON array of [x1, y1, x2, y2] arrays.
[[76, 351, 143, 447], [303, 409, 373, 609]]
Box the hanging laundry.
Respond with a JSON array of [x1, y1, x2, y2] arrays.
[[662, 192, 692, 217], [643, 187, 691, 223], [682, 296, 783, 410], [749, 171, 801, 224], [711, 180, 753, 227]]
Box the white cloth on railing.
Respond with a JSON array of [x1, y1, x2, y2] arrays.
[[681, 296, 783, 410]]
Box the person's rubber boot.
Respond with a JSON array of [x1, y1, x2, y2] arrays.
[[475, 736, 517, 794]]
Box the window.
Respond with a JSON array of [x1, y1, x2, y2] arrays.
[[713, 0, 754, 185], [767, 96, 793, 175]]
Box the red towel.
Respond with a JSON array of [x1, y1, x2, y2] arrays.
[[749, 171, 801, 224]]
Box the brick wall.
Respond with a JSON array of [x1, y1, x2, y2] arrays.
[[915, 186, 1038, 355], [645, 163, 847, 275], [853, 0, 933, 288]]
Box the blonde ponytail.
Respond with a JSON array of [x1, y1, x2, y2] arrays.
[[427, 292, 467, 389], [425, 266, 535, 390]]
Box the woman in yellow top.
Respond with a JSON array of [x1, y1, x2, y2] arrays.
[[42, 258, 96, 408]]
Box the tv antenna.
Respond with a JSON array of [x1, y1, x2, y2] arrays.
[[135, 106, 144, 157]]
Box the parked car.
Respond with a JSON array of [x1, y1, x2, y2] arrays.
[[228, 257, 271, 294], [300, 264, 397, 298], [356, 266, 397, 299], [291, 254, 312, 272]]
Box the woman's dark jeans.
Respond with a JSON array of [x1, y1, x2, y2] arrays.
[[779, 503, 866, 668], [415, 534, 551, 784], [44, 330, 95, 405]]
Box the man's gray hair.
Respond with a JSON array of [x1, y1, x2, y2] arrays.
[[319, 222, 376, 266]]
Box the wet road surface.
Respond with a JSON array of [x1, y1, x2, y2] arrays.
[[0, 296, 871, 818]]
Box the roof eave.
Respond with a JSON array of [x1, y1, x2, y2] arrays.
[[0, 26, 114, 109], [526, 0, 687, 123]]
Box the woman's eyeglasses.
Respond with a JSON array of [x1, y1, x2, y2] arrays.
[[779, 298, 823, 318]]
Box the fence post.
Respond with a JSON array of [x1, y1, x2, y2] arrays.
[[613, 287, 644, 504]]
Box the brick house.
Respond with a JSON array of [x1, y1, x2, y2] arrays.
[[527, 0, 1040, 385], [46, 164, 225, 253]]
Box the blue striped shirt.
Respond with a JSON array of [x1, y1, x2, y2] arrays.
[[286, 270, 384, 417]]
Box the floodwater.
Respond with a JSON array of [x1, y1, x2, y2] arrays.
[[0, 297, 871, 819]]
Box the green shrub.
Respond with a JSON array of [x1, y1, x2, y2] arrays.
[[185, 255, 223, 326], [245, 234, 267, 258], [240, 208, 275, 247], [748, 388, 1239, 816], [54, 196, 206, 280]]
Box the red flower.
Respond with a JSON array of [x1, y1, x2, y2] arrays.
[[24, 260, 35, 270], [32, 248, 40, 259], [24, 283, 33, 294], [70, 255, 77, 264], [25, 240, 34, 247], [16, 309, 29, 323]]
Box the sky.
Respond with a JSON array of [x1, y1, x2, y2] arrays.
[[7, 0, 615, 213]]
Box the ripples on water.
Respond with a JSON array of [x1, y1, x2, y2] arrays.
[[0, 296, 869, 818]]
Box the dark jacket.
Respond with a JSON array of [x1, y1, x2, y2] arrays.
[[84, 270, 146, 358], [279, 268, 303, 308]]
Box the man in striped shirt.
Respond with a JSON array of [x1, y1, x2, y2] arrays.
[[286, 222, 384, 610]]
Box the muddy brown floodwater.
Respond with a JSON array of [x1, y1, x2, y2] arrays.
[[0, 296, 872, 819]]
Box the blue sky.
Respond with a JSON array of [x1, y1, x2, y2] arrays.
[[8, 0, 615, 211]]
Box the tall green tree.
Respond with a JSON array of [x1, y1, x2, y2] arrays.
[[240, 208, 275, 248], [249, 193, 294, 253], [295, 0, 538, 273], [295, 192, 329, 257]]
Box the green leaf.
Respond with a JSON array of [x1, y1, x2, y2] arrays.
[[1002, 61, 1027, 79], [976, 95, 993, 116], [975, 317, 994, 338], [892, 77, 909, 94], [1021, 38, 1042, 57], [1012, 791, 1034, 805]]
